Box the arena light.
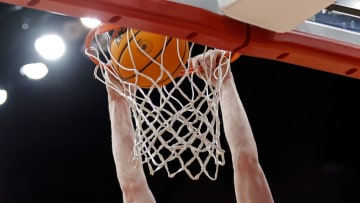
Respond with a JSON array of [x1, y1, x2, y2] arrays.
[[0, 89, 7, 105], [20, 63, 49, 80], [34, 34, 66, 60], [80, 17, 101, 28]]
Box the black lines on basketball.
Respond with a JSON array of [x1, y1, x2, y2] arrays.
[[110, 29, 189, 88], [117, 30, 141, 64], [157, 40, 189, 86], [137, 37, 173, 77]]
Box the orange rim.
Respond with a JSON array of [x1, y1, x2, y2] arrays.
[[85, 23, 122, 66], [85, 24, 242, 76], [180, 51, 241, 76]]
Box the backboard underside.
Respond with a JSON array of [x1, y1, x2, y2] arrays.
[[1, 0, 360, 80]]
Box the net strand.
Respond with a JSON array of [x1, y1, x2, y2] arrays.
[[85, 25, 232, 180]]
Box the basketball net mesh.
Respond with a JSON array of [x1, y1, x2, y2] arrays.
[[85, 25, 231, 180]]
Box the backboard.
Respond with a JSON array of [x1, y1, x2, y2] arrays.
[[1, 0, 360, 80]]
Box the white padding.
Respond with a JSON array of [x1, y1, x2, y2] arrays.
[[218, 0, 336, 33]]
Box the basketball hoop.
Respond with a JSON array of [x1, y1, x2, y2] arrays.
[[84, 23, 238, 180]]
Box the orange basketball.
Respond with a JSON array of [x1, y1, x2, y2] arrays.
[[110, 29, 189, 88]]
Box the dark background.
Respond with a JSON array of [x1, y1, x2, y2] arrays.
[[0, 3, 359, 203]]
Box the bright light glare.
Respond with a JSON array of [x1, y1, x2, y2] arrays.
[[20, 63, 49, 80], [80, 17, 101, 29], [35, 34, 66, 60], [0, 89, 7, 105]]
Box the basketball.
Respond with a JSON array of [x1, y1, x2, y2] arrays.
[[110, 29, 189, 88]]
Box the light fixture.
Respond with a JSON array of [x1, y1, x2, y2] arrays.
[[20, 63, 49, 80], [0, 89, 7, 105], [34, 34, 66, 60], [80, 17, 101, 29]]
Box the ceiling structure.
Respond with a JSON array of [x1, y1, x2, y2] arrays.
[[0, 2, 359, 203]]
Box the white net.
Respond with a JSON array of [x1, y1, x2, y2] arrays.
[[85, 25, 232, 180]]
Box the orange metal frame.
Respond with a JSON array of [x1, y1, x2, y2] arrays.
[[2, 0, 360, 79]]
